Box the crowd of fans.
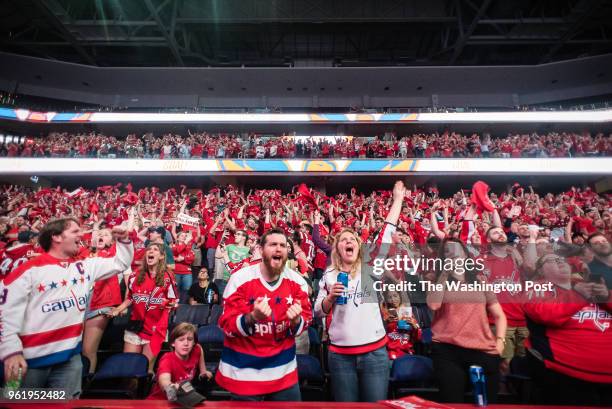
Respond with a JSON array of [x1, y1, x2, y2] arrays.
[[1, 130, 611, 159], [0, 180, 611, 404]]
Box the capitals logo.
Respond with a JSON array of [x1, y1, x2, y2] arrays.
[[572, 304, 612, 332], [41, 290, 89, 313]]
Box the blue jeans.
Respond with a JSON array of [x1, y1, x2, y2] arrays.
[[175, 273, 193, 302], [328, 346, 390, 402], [231, 382, 301, 401], [21, 353, 82, 399]]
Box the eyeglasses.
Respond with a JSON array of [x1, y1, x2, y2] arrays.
[[542, 256, 567, 265], [235, 232, 247, 237]]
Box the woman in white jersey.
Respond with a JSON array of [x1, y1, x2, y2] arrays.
[[315, 181, 406, 401]]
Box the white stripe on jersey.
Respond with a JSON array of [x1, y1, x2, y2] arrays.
[[23, 337, 81, 360], [218, 358, 297, 382], [224, 264, 309, 300]]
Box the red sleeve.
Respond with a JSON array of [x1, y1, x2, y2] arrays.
[[292, 279, 313, 336], [522, 288, 590, 327], [235, 219, 246, 229], [156, 353, 174, 377], [218, 281, 253, 337], [297, 258, 308, 275]]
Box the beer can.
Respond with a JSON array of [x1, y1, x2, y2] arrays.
[[336, 271, 349, 305], [469, 365, 487, 407]]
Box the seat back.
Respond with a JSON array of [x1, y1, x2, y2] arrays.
[[390, 355, 433, 383], [209, 304, 223, 325], [94, 352, 149, 380], [83, 353, 150, 399], [296, 354, 324, 383], [190, 304, 211, 326]]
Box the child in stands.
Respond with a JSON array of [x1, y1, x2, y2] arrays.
[[148, 323, 213, 401]]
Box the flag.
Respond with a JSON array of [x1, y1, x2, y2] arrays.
[[295, 184, 318, 208], [66, 187, 84, 198]]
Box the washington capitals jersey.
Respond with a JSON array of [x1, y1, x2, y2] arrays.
[[216, 263, 312, 395], [523, 282, 612, 383], [0, 241, 133, 368]]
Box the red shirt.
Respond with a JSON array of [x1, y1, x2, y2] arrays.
[[148, 346, 202, 399], [127, 270, 177, 340], [87, 247, 123, 311], [482, 253, 526, 326], [523, 283, 612, 383], [172, 243, 195, 275]]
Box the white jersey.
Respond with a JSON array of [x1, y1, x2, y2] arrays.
[[315, 268, 387, 354], [0, 241, 133, 368], [314, 222, 397, 354]]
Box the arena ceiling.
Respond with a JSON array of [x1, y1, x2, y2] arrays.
[[1, 0, 612, 67]]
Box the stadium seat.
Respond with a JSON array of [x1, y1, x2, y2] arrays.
[[98, 308, 131, 354], [307, 326, 325, 365], [389, 355, 436, 399], [213, 279, 227, 301], [81, 352, 151, 399], [198, 325, 225, 363], [171, 304, 210, 331], [198, 325, 224, 345], [172, 304, 194, 328], [208, 304, 222, 325], [421, 328, 433, 344], [191, 304, 211, 326], [415, 327, 433, 356], [296, 354, 327, 401], [506, 355, 535, 403]]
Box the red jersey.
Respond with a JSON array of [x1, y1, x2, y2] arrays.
[[523, 283, 612, 383], [148, 346, 202, 399], [127, 270, 177, 341], [482, 253, 526, 326], [172, 243, 195, 275], [299, 231, 315, 262], [0, 243, 35, 276], [216, 264, 312, 395], [87, 247, 123, 311]]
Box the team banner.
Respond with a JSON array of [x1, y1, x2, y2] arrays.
[[176, 212, 199, 227]]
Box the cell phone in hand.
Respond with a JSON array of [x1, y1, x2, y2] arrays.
[[589, 273, 603, 283]]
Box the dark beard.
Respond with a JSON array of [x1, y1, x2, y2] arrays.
[[263, 254, 287, 276], [594, 247, 612, 258]]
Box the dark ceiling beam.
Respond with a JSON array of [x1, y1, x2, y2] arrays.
[[143, 0, 184, 66], [467, 39, 612, 45], [33, 0, 97, 65], [72, 20, 158, 27], [174, 17, 457, 24], [462, 0, 505, 36], [448, 0, 493, 65], [4, 41, 168, 47], [539, 0, 604, 63], [129, 0, 174, 38], [479, 18, 566, 24]]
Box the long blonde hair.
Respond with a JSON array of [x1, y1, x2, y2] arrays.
[[330, 228, 363, 276]]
